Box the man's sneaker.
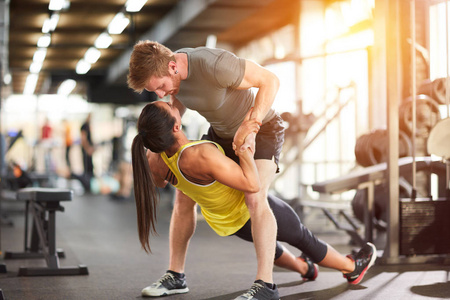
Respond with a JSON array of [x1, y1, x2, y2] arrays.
[[234, 280, 279, 300], [343, 242, 377, 285], [300, 253, 319, 281], [141, 271, 189, 297]]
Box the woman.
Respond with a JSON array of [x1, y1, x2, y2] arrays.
[[131, 101, 376, 299]]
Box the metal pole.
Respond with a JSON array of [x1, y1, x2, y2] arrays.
[[382, 0, 401, 263], [410, 0, 417, 199], [446, 0, 450, 196], [446, 0, 450, 118]]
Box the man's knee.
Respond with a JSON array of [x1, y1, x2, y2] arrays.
[[244, 191, 269, 213]]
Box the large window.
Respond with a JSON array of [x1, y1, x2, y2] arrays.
[[288, 0, 373, 200], [430, 1, 450, 81]]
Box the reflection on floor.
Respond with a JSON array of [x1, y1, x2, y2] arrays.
[[1, 190, 449, 300]]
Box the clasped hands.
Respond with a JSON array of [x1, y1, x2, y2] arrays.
[[232, 108, 261, 155]]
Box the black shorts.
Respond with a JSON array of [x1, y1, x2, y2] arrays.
[[201, 115, 285, 173]]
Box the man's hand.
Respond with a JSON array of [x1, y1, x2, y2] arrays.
[[233, 108, 261, 153]]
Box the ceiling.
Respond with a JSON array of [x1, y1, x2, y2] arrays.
[[7, 0, 298, 104]]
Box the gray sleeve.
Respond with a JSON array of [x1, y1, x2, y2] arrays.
[[213, 50, 246, 89]]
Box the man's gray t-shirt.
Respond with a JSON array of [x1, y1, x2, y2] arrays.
[[175, 47, 276, 139]]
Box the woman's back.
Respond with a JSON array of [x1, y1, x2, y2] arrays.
[[161, 141, 250, 236]]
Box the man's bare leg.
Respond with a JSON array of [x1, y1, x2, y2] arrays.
[[141, 190, 195, 297], [168, 189, 197, 273], [274, 245, 355, 275], [244, 159, 278, 284]]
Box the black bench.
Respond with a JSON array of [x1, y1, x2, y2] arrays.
[[4, 187, 88, 276]]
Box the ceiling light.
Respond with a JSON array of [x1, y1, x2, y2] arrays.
[[37, 34, 51, 48], [84, 47, 101, 64], [107, 12, 130, 34], [49, 0, 70, 11], [76, 59, 91, 74], [57, 79, 77, 96], [30, 62, 43, 74], [3, 73, 11, 85], [125, 0, 147, 12], [33, 48, 47, 63], [42, 13, 60, 33], [24, 74, 39, 95], [42, 19, 52, 33], [94, 33, 113, 49], [206, 35, 217, 48]]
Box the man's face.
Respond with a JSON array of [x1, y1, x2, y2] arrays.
[[144, 73, 180, 99]]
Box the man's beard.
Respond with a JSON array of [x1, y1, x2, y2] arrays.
[[171, 74, 181, 95]]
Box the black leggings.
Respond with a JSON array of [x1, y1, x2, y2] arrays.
[[233, 194, 328, 263]]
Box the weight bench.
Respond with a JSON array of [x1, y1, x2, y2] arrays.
[[312, 156, 447, 245], [4, 187, 88, 276]]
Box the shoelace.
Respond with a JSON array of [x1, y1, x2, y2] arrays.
[[242, 282, 264, 298], [157, 273, 175, 284]]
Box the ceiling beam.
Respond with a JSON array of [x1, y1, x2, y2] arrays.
[[106, 0, 218, 85]]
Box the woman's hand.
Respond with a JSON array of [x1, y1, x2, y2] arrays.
[[233, 108, 260, 154], [235, 132, 256, 156]]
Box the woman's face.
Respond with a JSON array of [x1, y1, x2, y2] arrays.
[[154, 101, 181, 127]]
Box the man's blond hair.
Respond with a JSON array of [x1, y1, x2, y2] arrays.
[[127, 40, 175, 93]]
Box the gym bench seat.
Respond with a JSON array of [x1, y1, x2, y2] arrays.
[[4, 187, 88, 276]]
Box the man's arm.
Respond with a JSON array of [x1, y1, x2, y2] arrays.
[[238, 60, 280, 123], [233, 60, 279, 151]]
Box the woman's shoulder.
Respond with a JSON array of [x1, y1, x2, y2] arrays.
[[184, 141, 218, 156], [180, 142, 220, 166]]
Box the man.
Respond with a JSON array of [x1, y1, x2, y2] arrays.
[[128, 40, 285, 300], [63, 119, 73, 172], [80, 113, 95, 191]]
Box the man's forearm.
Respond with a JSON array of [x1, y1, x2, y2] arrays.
[[251, 74, 279, 123]]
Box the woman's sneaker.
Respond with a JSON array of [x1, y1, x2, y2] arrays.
[[300, 253, 319, 281], [141, 271, 189, 297], [234, 280, 280, 300], [343, 242, 377, 285]]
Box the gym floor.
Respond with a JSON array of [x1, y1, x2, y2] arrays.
[[1, 188, 449, 300]]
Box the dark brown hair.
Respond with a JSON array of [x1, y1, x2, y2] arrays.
[[131, 102, 176, 253]]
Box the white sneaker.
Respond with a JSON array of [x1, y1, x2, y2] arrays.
[[141, 271, 189, 297]]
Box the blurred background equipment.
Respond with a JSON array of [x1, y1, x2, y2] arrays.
[[354, 128, 412, 167], [399, 94, 441, 138], [418, 77, 448, 105]]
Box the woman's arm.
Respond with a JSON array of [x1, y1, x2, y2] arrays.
[[201, 134, 260, 193]]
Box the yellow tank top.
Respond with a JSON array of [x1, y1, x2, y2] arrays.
[[161, 141, 250, 236]]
